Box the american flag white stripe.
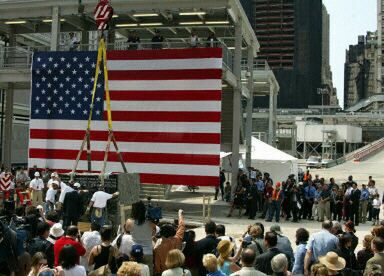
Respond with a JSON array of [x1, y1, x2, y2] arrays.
[[29, 159, 219, 176], [108, 79, 221, 91], [30, 120, 221, 133], [107, 58, 222, 71], [107, 101, 222, 112], [29, 140, 220, 155]]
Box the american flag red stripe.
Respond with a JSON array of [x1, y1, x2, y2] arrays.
[[108, 69, 222, 80], [30, 129, 220, 144], [29, 48, 222, 186], [108, 90, 222, 101]]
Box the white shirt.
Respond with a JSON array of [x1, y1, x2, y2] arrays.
[[29, 178, 44, 190], [162, 267, 191, 276], [373, 198, 381, 209], [59, 182, 74, 203], [91, 191, 113, 208], [45, 188, 57, 203], [139, 263, 150, 276], [80, 230, 101, 271], [47, 178, 55, 189], [230, 267, 267, 276], [112, 233, 134, 256], [60, 265, 86, 276], [369, 187, 378, 196]]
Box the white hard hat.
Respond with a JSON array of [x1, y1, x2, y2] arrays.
[[34, 172, 40, 177], [74, 182, 81, 188]]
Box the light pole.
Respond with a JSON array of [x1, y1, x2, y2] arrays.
[[317, 88, 328, 117]]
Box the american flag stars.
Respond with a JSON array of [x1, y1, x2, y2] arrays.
[[31, 52, 104, 120]]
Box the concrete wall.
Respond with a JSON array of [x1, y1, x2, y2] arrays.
[[296, 121, 362, 143]]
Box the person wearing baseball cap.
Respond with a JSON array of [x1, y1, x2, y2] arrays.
[[29, 171, 44, 206], [130, 244, 150, 276], [266, 182, 283, 222]]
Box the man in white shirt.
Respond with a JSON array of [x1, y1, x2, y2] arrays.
[[80, 222, 101, 272], [29, 172, 44, 206], [87, 185, 119, 227], [45, 180, 59, 213], [58, 180, 74, 204], [112, 224, 134, 256], [230, 248, 267, 276]]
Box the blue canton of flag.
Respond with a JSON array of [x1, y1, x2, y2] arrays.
[[31, 52, 104, 120]]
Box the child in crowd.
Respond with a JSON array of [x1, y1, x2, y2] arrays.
[[372, 193, 381, 226]]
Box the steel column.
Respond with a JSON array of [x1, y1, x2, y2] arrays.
[[268, 83, 274, 145], [230, 19, 242, 190], [245, 46, 254, 168], [3, 83, 13, 168], [50, 6, 60, 51]]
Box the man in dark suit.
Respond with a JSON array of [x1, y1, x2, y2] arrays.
[[364, 237, 384, 276], [255, 231, 283, 275], [349, 183, 361, 226], [62, 182, 83, 229], [194, 221, 219, 276]]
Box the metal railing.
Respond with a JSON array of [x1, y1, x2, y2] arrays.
[[353, 137, 384, 162], [241, 58, 271, 71], [0, 40, 234, 71]]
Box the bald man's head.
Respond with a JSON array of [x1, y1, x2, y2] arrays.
[[241, 248, 256, 267]]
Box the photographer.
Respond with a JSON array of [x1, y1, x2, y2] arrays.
[[154, 209, 185, 275]]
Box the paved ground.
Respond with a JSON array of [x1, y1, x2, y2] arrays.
[[162, 149, 384, 252]]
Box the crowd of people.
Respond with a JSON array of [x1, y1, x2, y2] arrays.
[[0, 164, 383, 276], [224, 169, 380, 226]]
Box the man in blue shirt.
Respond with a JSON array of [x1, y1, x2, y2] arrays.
[[304, 221, 338, 275], [303, 182, 316, 220], [256, 175, 265, 212], [360, 183, 370, 224]]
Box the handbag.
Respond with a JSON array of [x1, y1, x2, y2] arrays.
[[88, 246, 114, 276]]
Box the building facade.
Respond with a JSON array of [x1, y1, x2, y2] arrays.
[[344, 32, 379, 109], [242, 0, 325, 108]]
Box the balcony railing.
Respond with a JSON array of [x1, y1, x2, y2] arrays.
[[241, 59, 271, 71], [0, 40, 234, 71]]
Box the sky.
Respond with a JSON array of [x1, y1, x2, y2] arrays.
[[323, 0, 377, 108]]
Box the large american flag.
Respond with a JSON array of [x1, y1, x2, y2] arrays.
[[28, 48, 222, 186]]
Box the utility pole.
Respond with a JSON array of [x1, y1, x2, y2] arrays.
[[317, 88, 328, 117]]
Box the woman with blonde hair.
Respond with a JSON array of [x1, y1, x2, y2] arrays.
[[311, 263, 328, 276], [162, 249, 191, 276], [203, 254, 225, 276], [217, 240, 243, 275], [117, 261, 141, 276]]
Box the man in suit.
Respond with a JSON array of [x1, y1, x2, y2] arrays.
[[195, 221, 219, 276], [349, 183, 361, 226], [62, 183, 83, 230], [255, 231, 282, 275], [364, 237, 384, 276]]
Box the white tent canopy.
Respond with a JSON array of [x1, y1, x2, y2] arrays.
[[248, 137, 298, 183], [220, 138, 298, 183]]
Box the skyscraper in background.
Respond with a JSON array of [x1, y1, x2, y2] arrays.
[[241, 0, 336, 108], [344, 32, 379, 109], [377, 0, 384, 94]]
